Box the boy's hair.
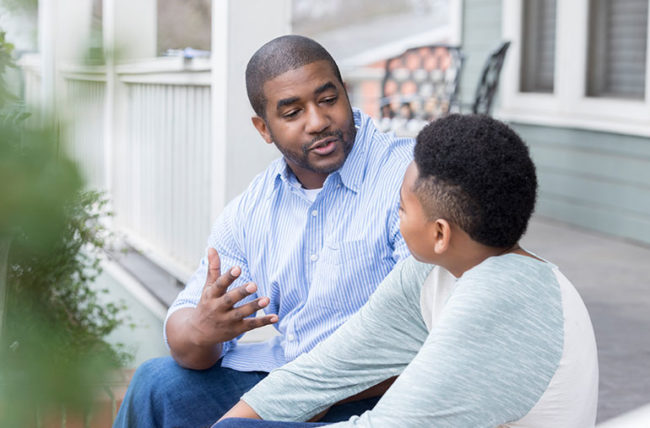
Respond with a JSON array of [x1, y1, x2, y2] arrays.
[[245, 35, 344, 118], [413, 114, 537, 248]]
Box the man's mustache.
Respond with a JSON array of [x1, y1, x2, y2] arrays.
[[302, 130, 345, 154]]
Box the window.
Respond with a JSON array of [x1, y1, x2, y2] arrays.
[[587, 0, 648, 99], [157, 0, 211, 55], [501, 0, 650, 137], [520, 0, 557, 93]]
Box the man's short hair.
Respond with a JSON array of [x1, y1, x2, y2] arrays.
[[413, 114, 538, 248], [245, 35, 344, 118]]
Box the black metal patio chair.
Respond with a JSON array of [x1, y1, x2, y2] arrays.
[[469, 41, 511, 115], [378, 45, 465, 134]]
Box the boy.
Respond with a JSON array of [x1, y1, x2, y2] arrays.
[[216, 114, 599, 427]]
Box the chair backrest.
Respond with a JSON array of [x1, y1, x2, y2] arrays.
[[380, 45, 464, 128], [472, 41, 510, 115]]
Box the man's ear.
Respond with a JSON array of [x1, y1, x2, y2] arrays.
[[251, 116, 273, 144], [432, 219, 452, 255]]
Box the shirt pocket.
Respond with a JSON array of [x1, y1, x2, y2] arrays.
[[310, 240, 384, 314]]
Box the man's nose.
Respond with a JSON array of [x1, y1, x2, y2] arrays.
[[305, 106, 330, 134]]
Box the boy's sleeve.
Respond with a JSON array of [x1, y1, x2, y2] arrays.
[[241, 257, 432, 422], [333, 263, 565, 428]]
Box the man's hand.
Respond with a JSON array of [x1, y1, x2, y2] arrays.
[[191, 248, 278, 344], [166, 248, 277, 369]]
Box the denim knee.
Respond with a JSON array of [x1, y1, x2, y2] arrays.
[[128, 356, 184, 396], [212, 418, 256, 428]]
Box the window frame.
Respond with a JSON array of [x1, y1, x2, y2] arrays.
[[499, 0, 650, 137]]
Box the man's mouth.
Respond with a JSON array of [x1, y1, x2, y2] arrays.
[[309, 137, 338, 156]]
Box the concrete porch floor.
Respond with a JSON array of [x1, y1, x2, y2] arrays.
[[521, 216, 650, 424]]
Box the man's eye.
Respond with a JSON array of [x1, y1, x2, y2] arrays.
[[321, 96, 337, 105], [283, 110, 299, 118]]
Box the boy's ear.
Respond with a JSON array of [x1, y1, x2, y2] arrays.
[[252, 116, 273, 144], [432, 219, 452, 254]]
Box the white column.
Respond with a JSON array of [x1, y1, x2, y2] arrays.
[[38, 0, 56, 120], [448, 0, 464, 46], [103, 0, 116, 196], [39, 0, 95, 120], [210, 0, 292, 221]]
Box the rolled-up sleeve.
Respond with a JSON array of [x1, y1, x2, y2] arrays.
[[163, 194, 255, 351]]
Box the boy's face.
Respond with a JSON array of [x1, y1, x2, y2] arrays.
[[399, 162, 438, 263]]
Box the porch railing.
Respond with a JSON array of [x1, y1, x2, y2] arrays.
[[20, 57, 213, 281]]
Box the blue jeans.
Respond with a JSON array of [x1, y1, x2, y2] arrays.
[[113, 357, 379, 428], [213, 419, 329, 427]]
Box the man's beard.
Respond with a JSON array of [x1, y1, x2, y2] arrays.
[[270, 115, 357, 175]]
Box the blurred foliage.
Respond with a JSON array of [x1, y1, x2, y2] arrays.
[[0, 30, 29, 125], [0, 0, 38, 14], [0, 26, 131, 426], [1, 192, 131, 426], [0, 123, 82, 249]]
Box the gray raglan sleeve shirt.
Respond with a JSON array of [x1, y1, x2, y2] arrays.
[[241, 255, 568, 427]]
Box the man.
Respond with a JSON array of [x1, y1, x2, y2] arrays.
[[114, 35, 413, 428]]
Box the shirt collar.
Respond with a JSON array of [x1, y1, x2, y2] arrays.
[[272, 108, 374, 193], [335, 108, 369, 193]]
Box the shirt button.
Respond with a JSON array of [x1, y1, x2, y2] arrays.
[[287, 334, 295, 341], [311, 210, 318, 217], [310, 254, 318, 262]]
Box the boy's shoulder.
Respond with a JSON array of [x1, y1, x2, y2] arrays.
[[457, 255, 563, 320]]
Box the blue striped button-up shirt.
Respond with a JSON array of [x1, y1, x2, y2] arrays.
[[166, 109, 414, 373]]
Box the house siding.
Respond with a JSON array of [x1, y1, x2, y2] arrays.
[[513, 124, 650, 245], [461, 0, 650, 246], [459, 0, 503, 105]]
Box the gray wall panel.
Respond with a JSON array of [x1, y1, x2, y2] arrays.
[[513, 123, 650, 245]]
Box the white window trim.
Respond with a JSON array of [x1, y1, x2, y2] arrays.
[[499, 0, 650, 137]]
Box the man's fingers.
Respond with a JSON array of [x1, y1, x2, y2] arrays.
[[241, 314, 279, 331], [205, 248, 221, 286], [211, 265, 242, 298], [218, 281, 256, 307], [228, 296, 271, 320]]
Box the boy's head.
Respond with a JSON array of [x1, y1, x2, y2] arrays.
[[399, 114, 537, 262]]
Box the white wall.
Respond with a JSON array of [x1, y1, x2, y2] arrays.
[[211, 0, 293, 221]]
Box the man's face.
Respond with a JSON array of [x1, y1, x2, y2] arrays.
[[252, 60, 357, 188]]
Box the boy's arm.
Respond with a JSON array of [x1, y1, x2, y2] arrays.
[[331, 263, 567, 427], [239, 257, 432, 422]]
